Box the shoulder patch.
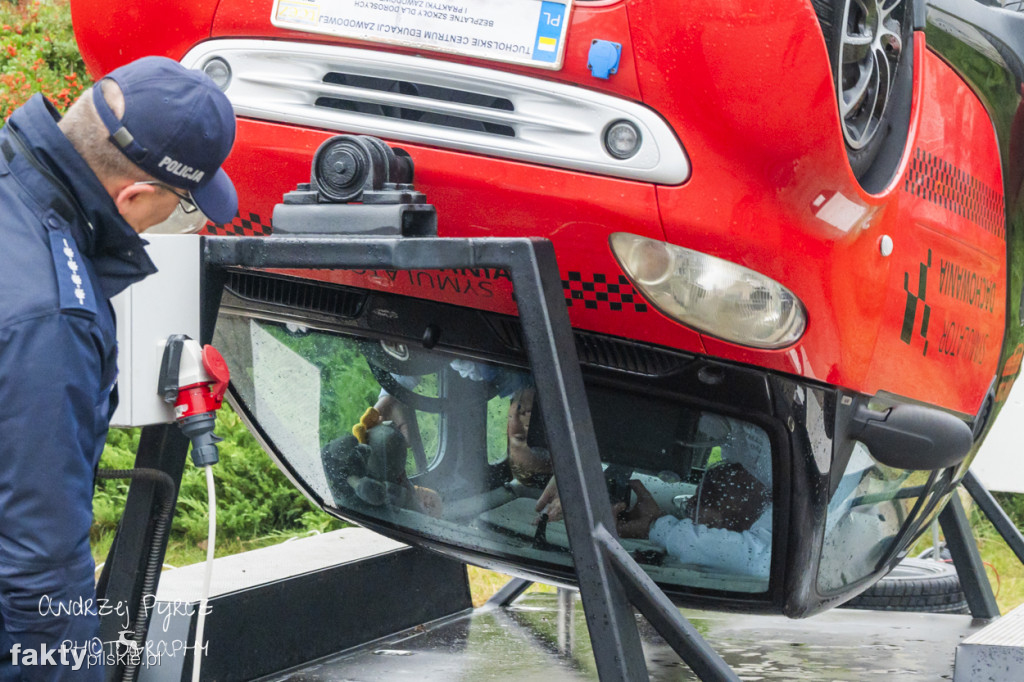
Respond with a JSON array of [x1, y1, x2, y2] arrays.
[[48, 227, 97, 316]]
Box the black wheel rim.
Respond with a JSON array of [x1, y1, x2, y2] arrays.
[[837, 0, 906, 150]]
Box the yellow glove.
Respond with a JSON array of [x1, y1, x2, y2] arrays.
[[352, 406, 382, 444]]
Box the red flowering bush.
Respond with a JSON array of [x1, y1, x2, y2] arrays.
[[0, 0, 90, 121]]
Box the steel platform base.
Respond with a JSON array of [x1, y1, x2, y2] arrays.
[[263, 591, 984, 681], [955, 603, 1024, 681], [137, 528, 471, 681]]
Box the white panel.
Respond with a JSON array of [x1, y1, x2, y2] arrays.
[[109, 235, 202, 428], [972, 379, 1024, 493]]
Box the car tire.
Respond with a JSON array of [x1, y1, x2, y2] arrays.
[[841, 558, 970, 613], [811, 0, 915, 182]]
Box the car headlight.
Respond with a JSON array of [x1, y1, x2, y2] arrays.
[[610, 233, 807, 349]]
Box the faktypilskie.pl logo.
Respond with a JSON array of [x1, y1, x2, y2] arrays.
[[9, 642, 91, 671]]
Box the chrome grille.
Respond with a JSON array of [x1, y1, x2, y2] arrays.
[[180, 39, 690, 184], [317, 72, 515, 137]]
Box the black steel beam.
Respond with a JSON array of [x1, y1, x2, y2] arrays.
[[95, 424, 190, 681], [486, 578, 534, 608], [938, 491, 1000, 620], [594, 525, 740, 682], [962, 470, 1024, 566], [503, 240, 651, 682]]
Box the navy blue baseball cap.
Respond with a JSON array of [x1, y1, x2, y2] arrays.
[[91, 56, 238, 224]]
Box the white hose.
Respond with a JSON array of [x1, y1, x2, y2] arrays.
[[191, 465, 216, 682]]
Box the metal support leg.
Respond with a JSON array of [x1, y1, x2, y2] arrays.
[[96, 425, 190, 681], [594, 526, 739, 682], [510, 239, 650, 682], [486, 578, 534, 607], [962, 470, 1024, 566], [938, 491, 1000, 620], [557, 588, 577, 655]]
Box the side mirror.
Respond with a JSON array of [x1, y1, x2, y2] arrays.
[[850, 403, 973, 471]]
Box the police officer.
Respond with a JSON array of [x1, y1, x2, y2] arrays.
[[0, 56, 236, 679]]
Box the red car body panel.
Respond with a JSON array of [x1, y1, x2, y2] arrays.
[[71, 0, 1008, 418], [71, 0, 218, 69]]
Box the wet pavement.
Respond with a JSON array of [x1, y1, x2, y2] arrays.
[[264, 592, 983, 681]]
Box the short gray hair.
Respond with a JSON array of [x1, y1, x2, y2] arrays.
[[58, 81, 152, 184]]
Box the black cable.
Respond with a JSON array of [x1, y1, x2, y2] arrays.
[[96, 467, 177, 682]]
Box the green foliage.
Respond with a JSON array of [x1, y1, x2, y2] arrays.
[[0, 0, 88, 120], [93, 405, 343, 547], [487, 394, 510, 463], [256, 322, 450, 473], [91, 428, 141, 535], [179, 406, 343, 539], [992, 491, 1024, 529], [966, 500, 1024, 612], [261, 325, 383, 449]]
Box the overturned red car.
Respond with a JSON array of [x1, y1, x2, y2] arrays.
[[73, 0, 1024, 616]]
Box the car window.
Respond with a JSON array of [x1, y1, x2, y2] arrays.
[[215, 314, 775, 595], [817, 443, 934, 593]]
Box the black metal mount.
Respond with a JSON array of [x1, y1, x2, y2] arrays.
[[272, 135, 437, 239], [942, 469, 1024, 621], [962, 470, 1024, 567], [939, 491, 1000, 620]]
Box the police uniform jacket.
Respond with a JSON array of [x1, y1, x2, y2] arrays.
[[0, 95, 156, 611]]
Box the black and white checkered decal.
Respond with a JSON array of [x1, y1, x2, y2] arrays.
[[563, 272, 648, 312]]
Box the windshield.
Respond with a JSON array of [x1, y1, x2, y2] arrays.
[[215, 314, 775, 594]]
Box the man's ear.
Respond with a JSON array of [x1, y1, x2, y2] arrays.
[[112, 181, 154, 213], [112, 181, 158, 234]]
